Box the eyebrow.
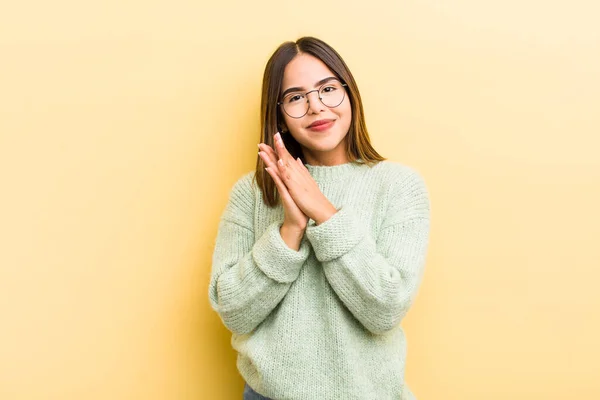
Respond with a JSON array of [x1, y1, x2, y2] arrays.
[[281, 76, 339, 98]]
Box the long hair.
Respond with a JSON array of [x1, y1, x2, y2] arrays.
[[255, 36, 385, 207]]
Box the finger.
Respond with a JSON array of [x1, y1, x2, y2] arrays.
[[265, 167, 285, 191], [276, 156, 296, 183], [274, 146, 300, 178], [259, 144, 281, 171], [265, 167, 294, 203], [298, 158, 310, 173], [263, 150, 295, 189], [276, 158, 288, 178], [293, 157, 313, 185], [273, 132, 292, 161], [258, 143, 279, 164], [259, 151, 278, 170]]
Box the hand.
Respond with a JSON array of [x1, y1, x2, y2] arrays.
[[258, 140, 309, 231], [270, 132, 337, 225]]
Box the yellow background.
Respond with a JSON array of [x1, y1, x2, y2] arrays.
[[1, 1, 599, 399]]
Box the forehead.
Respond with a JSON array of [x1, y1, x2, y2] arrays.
[[282, 53, 336, 89]]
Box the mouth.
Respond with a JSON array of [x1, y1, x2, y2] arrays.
[[307, 119, 335, 131]]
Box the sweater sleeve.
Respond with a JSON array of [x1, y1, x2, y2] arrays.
[[208, 173, 311, 335], [305, 169, 430, 335]]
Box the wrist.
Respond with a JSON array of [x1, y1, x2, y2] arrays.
[[312, 204, 338, 225], [280, 223, 305, 251], [281, 221, 306, 235]]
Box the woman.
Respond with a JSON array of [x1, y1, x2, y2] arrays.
[[209, 36, 430, 400]]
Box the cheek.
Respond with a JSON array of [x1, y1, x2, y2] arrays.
[[339, 101, 352, 126], [281, 114, 297, 132], [286, 118, 302, 132], [282, 118, 306, 139], [338, 96, 352, 117]]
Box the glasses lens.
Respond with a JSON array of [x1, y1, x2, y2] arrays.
[[280, 80, 346, 118], [319, 81, 345, 108], [282, 93, 307, 118]]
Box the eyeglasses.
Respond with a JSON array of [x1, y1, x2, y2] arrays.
[[277, 79, 348, 119]]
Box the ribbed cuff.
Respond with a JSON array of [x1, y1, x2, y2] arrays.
[[306, 207, 365, 262], [252, 221, 310, 283]]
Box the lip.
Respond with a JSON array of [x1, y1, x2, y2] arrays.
[[307, 119, 335, 131]]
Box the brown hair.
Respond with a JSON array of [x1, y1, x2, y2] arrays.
[[255, 36, 385, 207]]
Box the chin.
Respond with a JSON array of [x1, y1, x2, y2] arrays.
[[297, 130, 347, 150], [307, 140, 344, 153]]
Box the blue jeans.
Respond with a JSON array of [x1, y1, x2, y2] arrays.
[[243, 383, 273, 400]]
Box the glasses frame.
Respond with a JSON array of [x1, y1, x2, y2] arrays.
[[277, 79, 348, 119]]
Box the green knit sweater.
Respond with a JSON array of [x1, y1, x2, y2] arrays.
[[209, 160, 430, 400]]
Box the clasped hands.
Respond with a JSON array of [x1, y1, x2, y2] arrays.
[[258, 132, 337, 231]]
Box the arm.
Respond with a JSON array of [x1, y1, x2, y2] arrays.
[[208, 174, 310, 335], [305, 170, 430, 335]]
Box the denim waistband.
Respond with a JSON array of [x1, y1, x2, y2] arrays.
[[243, 383, 273, 400]]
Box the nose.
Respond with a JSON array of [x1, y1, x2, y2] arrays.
[[306, 90, 325, 114]]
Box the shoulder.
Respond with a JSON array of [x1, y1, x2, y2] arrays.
[[370, 161, 430, 221], [223, 170, 257, 221], [369, 160, 428, 192], [230, 170, 256, 196]]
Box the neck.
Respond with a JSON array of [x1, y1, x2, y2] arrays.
[[304, 159, 365, 182], [302, 146, 349, 166]]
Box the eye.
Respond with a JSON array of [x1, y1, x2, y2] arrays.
[[321, 85, 337, 93], [286, 94, 303, 103]]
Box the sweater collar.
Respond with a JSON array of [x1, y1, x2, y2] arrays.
[[304, 159, 366, 182]]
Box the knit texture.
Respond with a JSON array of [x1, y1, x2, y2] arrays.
[[209, 160, 430, 400]]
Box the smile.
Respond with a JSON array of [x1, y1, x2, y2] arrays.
[[307, 120, 335, 132]]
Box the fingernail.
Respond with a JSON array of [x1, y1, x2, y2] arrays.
[[275, 132, 281, 140], [278, 159, 283, 166]]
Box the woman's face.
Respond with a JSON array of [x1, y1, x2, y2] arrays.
[[279, 53, 352, 165]]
